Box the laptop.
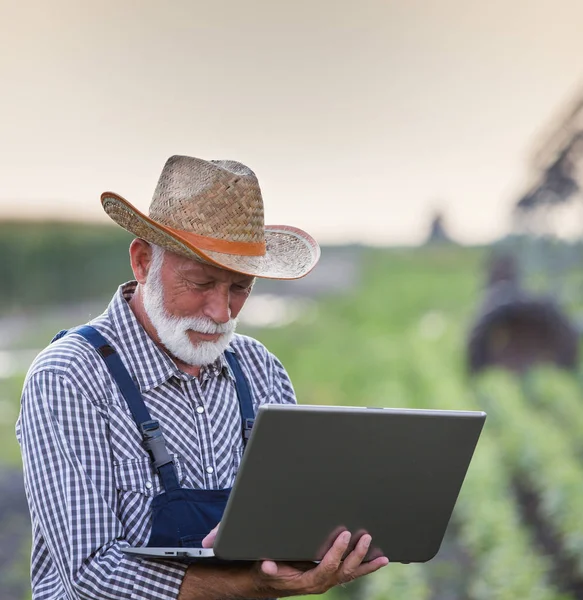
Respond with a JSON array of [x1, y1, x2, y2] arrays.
[[123, 404, 486, 564]]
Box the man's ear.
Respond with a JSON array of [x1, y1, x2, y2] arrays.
[[129, 239, 152, 285]]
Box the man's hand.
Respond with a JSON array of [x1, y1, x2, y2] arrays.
[[182, 526, 389, 599], [254, 530, 389, 597]]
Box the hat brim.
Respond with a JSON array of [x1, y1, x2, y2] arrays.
[[101, 192, 321, 280]]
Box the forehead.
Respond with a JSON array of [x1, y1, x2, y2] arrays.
[[164, 252, 252, 281]]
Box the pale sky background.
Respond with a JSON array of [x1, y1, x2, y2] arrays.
[[2, 0, 583, 245]]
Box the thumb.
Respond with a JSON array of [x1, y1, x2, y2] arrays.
[[202, 523, 220, 548], [261, 560, 278, 576]]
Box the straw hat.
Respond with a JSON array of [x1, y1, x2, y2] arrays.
[[101, 155, 320, 280]]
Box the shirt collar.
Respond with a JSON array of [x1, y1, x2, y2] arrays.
[[102, 281, 234, 393]]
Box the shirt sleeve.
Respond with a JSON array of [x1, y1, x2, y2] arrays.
[[269, 352, 297, 406], [18, 369, 188, 600]]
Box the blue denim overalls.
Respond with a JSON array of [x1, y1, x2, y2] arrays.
[[53, 325, 254, 548]]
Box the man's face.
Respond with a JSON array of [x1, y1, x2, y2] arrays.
[[141, 245, 255, 366]]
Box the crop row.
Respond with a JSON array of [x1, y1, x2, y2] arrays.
[[475, 371, 583, 581], [362, 334, 565, 600], [521, 368, 583, 460]]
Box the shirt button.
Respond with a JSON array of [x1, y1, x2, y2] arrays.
[[206, 466, 214, 474], [196, 406, 205, 414], [145, 481, 153, 490]]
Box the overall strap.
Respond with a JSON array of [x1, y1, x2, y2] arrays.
[[224, 349, 255, 446], [70, 325, 180, 492]]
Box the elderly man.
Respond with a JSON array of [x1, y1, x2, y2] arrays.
[[16, 156, 388, 600]]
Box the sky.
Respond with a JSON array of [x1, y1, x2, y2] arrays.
[[2, 0, 583, 245]]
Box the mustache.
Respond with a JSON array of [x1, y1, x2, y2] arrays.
[[168, 314, 237, 335]]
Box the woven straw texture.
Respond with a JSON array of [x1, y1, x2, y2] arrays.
[[101, 156, 320, 280], [150, 156, 265, 245]]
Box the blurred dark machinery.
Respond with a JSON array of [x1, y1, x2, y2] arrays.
[[514, 93, 583, 233], [425, 210, 453, 245], [467, 253, 579, 373], [468, 91, 583, 374]]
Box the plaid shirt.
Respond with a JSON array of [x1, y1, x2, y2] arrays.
[[16, 282, 297, 600]]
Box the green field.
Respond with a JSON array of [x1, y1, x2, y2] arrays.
[[252, 245, 583, 599], [3, 243, 583, 599]]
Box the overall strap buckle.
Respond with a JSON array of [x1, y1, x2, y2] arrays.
[[224, 350, 255, 448], [243, 418, 255, 441], [140, 420, 174, 470]]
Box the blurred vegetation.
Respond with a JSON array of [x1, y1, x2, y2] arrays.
[[0, 221, 133, 311], [250, 245, 583, 599], [0, 376, 26, 466], [2, 224, 583, 599]]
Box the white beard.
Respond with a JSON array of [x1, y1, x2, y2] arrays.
[[141, 247, 237, 367]]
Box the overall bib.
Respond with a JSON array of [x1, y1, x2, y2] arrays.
[[53, 325, 255, 548]]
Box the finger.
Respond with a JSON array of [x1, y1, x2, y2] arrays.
[[347, 556, 390, 581], [307, 531, 351, 586], [341, 534, 372, 575], [320, 531, 351, 569], [201, 522, 220, 548]]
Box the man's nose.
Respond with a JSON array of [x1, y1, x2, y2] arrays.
[[203, 286, 231, 324]]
